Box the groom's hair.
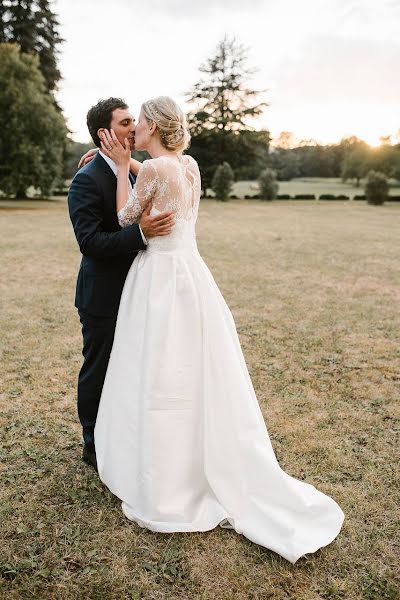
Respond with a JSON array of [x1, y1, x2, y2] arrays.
[[87, 97, 128, 147]]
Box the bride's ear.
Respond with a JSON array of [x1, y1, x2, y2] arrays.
[[149, 121, 157, 135]]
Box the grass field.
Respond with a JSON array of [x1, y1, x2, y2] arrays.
[[0, 199, 399, 600]]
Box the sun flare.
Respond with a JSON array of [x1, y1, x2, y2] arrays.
[[268, 102, 399, 147]]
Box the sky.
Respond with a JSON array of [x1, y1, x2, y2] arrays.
[[55, 0, 400, 147]]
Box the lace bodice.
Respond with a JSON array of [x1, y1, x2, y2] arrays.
[[118, 154, 201, 252]]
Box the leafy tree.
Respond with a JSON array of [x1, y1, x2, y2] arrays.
[[258, 168, 279, 200], [0, 43, 67, 197], [370, 143, 400, 179], [186, 35, 269, 192], [268, 149, 300, 181], [341, 144, 371, 187], [391, 148, 400, 182], [365, 170, 388, 205], [63, 140, 95, 182], [233, 129, 270, 179], [279, 153, 301, 181], [211, 162, 234, 201], [0, 0, 63, 92]]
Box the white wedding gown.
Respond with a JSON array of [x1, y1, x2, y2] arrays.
[[94, 154, 344, 564]]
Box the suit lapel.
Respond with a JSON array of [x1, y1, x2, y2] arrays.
[[95, 152, 116, 178], [92, 153, 117, 211], [95, 152, 136, 186], [93, 154, 135, 222]]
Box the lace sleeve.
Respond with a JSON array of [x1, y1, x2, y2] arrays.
[[117, 160, 159, 228]]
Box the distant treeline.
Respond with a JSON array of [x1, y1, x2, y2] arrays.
[[268, 138, 400, 185]]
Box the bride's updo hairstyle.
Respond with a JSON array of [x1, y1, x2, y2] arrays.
[[142, 96, 191, 153]]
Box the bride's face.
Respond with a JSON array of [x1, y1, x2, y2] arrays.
[[134, 108, 154, 151]]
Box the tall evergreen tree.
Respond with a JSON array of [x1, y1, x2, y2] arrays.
[[0, 0, 63, 92], [186, 36, 269, 193], [187, 35, 267, 132]]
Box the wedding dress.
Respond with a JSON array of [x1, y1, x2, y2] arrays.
[[94, 154, 344, 564]]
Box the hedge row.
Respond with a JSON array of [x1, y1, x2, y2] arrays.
[[52, 189, 69, 196], [243, 194, 400, 201]]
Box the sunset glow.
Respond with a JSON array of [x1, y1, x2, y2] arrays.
[[56, 0, 400, 147]]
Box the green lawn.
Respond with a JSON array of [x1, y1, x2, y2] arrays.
[[0, 199, 399, 599], [229, 177, 400, 199]]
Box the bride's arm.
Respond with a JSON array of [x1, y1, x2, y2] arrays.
[[116, 161, 158, 227]]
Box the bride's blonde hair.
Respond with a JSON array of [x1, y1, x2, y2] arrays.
[[142, 96, 191, 153]]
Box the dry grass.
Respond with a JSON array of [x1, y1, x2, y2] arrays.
[[0, 199, 399, 600]]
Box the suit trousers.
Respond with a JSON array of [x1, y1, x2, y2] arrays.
[[78, 310, 117, 449]]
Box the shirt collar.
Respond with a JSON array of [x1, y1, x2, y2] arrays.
[[99, 151, 117, 176]]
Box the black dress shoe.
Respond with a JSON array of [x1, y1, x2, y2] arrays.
[[82, 444, 98, 472]]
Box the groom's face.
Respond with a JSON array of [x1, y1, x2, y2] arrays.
[[103, 108, 136, 150]]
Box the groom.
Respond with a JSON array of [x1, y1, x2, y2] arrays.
[[68, 97, 174, 471]]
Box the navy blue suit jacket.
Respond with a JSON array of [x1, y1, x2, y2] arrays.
[[68, 153, 145, 317]]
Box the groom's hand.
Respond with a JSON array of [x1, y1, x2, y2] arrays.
[[139, 203, 175, 238]]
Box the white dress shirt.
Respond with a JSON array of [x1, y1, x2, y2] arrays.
[[99, 151, 147, 245]]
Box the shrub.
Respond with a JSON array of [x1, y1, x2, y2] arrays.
[[388, 195, 400, 201], [277, 194, 291, 199], [294, 194, 316, 200], [211, 162, 234, 201], [365, 170, 388, 205], [353, 194, 366, 200], [229, 194, 238, 199], [336, 194, 350, 200], [258, 168, 279, 200]]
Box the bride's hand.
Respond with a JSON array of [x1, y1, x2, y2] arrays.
[[100, 129, 131, 168], [78, 148, 98, 169]]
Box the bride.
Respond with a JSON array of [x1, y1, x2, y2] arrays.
[[93, 96, 344, 564]]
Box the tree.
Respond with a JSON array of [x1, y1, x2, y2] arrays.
[[258, 168, 279, 200], [0, 43, 67, 197], [229, 129, 270, 180], [211, 162, 234, 201], [370, 143, 400, 178], [0, 0, 63, 92], [187, 35, 267, 132], [391, 149, 400, 182], [186, 36, 269, 192], [365, 170, 388, 205], [341, 144, 371, 187], [63, 140, 95, 182], [268, 149, 300, 181]]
